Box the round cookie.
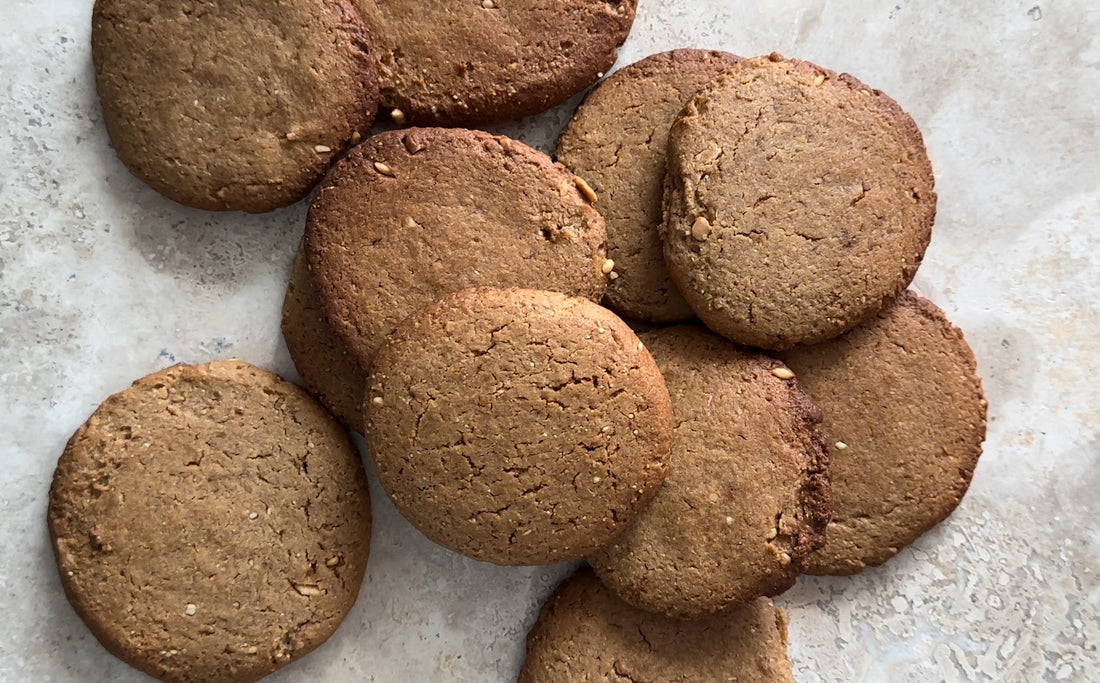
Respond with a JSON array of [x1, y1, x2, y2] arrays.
[[519, 569, 793, 682], [353, 0, 636, 125], [48, 360, 372, 683], [778, 291, 987, 575], [662, 53, 936, 349], [588, 325, 830, 619], [557, 49, 741, 323], [282, 248, 366, 430], [364, 287, 672, 566], [305, 127, 609, 372], [92, 0, 379, 212]]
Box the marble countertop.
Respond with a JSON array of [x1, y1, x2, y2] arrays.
[[2, 0, 1097, 680]]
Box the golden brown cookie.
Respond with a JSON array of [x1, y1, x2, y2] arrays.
[[778, 291, 987, 575], [519, 569, 793, 682], [662, 53, 936, 349], [557, 49, 741, 323], [92, 0, 379, 212], [305, 127, 609, 372], [364, 287, 672, 566], [48, 361, 372, 683], [354, 0, 637, 125], [588, 325, 830, 619], [281, 248, 366, 431]]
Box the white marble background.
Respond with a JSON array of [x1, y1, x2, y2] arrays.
[[1, 0, 1097, 680]]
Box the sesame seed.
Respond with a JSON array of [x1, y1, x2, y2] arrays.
[[372, 396, 384, 406], [314, 144, 332, 153], [628, 413, 634, 419], [608, 271, 619, 280], [601, 258, 615, 274], [390, 108, 407, 125], [771, 367, 795, 380], [691, 216, 711, 240], [725, 516, 734, 525], [292, 582, 322, 596], [185, 603, 197, 616], [592, 476, 602, 483], [350, 131, 361, 145], [708, 493, 718, 502], [248, 511, 258, 520], [482, 0, 494, 7], [835, 441, 848, 450], [373, 161, 395, 176]]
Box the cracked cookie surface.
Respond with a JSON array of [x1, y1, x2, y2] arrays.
[[364, 287, 672, 566], [557, 49, 741, 323], [305, 127, 609, 373], [91, 0, 379, 213], [588, 325, 830, 619], [779, 291, 987, 575], [662, 53, 936, 349], [48, 360, 372, 683], [518, 568, 793, 682]]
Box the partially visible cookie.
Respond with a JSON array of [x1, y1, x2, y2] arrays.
[[588, 325, 830, 619], [92, 0, 379, 212], [663, 53, 936, 349], [365, 288, 672, 566], [557, 49, 741, 323], [779, 291, 987, 575], [306, 127, 609, 372], [281, 248, 366, 430], [519, 569, 793, 682], [48, 360, 372, 683], [353, 0, 637, 125]]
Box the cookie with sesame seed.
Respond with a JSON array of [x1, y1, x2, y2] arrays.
[[352, 0, 637, 125], [519, 569, 793, 683], [48, 360, 371, 683], [91, 0, 379, 212], [281, 247, 367, 431], [778, 291, 987, 575], [662, 53, 936, 349], [364, 287, 672, 566], [305, 127, 609, 374], [587, 325, 830, 619], [557, 49, 741, 323]]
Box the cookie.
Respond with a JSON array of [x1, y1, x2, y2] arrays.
[[519, 569, 793, 682], [364, 287, 672, 566], [662, 53, 936, 349], [557, 49, 741, 323], [48, 361, 372, 683], [588, 325, 830, 619], [305, 127, 609, 372], [281, 248, 366, 430], [353, 0, 636, 125], [91, 0, 379, 212], [778, 291, 987, 575]]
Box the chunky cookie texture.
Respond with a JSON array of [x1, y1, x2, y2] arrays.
[[780, 291, 987, 575], [353, 0, 637, 125], [365, 287, 672, 566], [557, 48, 741, 323], [305, 127, 608, 373], [92, 0, 379, 212], [663, 53, 935, 349], [48, 360, 372, 683], [519, 569, 793, 682], [589, 325, 830, 619]]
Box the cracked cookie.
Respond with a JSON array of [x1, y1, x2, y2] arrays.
[[352, 0, 637, 125], [588, 325, 830, 619], [662, 53, 936, 349], [91, 0, 379, 212], [48, 360, 372, 683], [518, 568, 793, 682], [778, 291, 987, 575], [281, 247, 367, 431], [557, 48, 741, 323], [305, 127, 609, 373], [364, 287, 672, 566]]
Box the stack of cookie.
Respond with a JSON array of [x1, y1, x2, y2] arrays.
[[52, 0, 988, 677]]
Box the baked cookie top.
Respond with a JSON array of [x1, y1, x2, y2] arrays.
[[305, 127, 608, 372], [588, 325, 830, 618], [557, 48, 741, 323], [519, 569, 793, 682], [48, 360, 372, 683], [92, 0, 379, 212], [354, 0, 636, 125], [779, 291, 987, 575], [282, 248, 366, 431], [365, 287, 672, 566], [662, 53, 935, 349]]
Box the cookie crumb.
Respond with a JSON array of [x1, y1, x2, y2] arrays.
[[184, 603, 197, 616], [373, 161, 396, 176], [691, 216, 711, 241], [812, 73, 826, 86], [770, 367, 795, 380], [292, 582, 322, 597], [608, 271, 619, 280], [574, 175, 598, 203]]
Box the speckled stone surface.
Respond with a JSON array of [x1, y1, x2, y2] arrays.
[[0, 0, 1096, 681]]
